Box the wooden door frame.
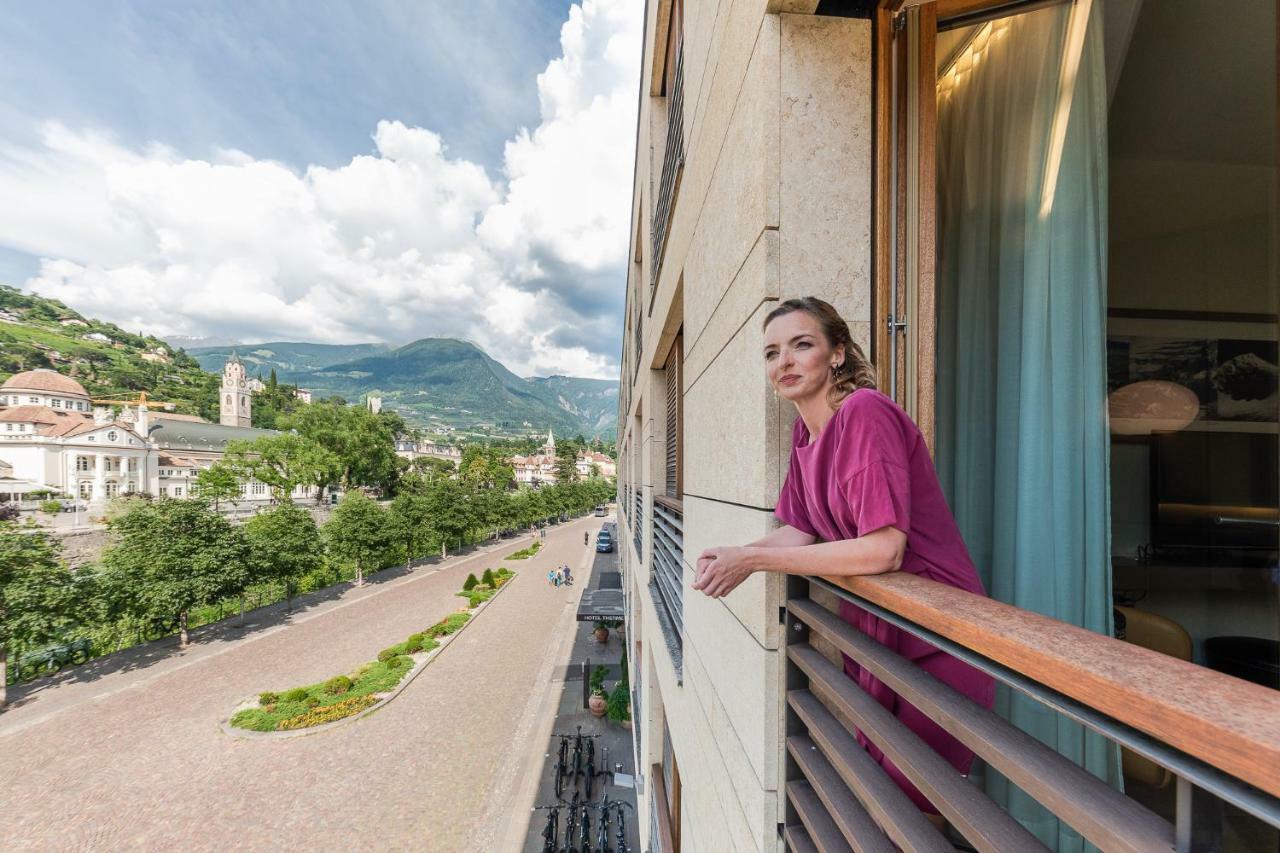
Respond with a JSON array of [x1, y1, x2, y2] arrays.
[[873, 0, 1057, 454]]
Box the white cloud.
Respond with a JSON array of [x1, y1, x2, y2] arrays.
[[0, 0, 640, 379]]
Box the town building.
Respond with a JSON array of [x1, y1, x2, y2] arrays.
[[294, 388, 313, 404], [617, 2, 1279, 851], [0, 360, 318, 510], [394, 436, 463, 466], [512, 429, 559, 486], [511, 429, 618, 485], [219, 353, 252, 427]]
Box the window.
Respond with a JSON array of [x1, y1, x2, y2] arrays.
[[651, 717, 681, 853], [76, 457, 89, 472], [898, 0, 1279, 839], [663, 333, 683, 499], [51, 399, 60, 408], [28, 396, 38, 404], [87, 436, 95, 442], [106, 431, 118, 442], [4, 425, 10, 432], [173, 487, 183, 497]]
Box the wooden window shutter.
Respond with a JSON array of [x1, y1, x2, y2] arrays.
[[664, 334, 682, 499]]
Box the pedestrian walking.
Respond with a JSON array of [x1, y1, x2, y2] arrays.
[[563, 565, 573, 586], [585, 531, 589, 546], [547, 569, 557, 587]]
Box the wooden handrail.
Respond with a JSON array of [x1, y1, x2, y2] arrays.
[[826, 572, 1280, 798], [653, 494, 683, 514]]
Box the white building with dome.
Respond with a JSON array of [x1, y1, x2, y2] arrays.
[[0, 362, 319, 511]]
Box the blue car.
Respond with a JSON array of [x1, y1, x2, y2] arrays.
[[596, 532, 614, 553]]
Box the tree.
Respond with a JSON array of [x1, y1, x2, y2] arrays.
[[195, 462, 243, 510], [225, 434, 341, 503], [100, 498, 251, 648], [388, 490, 432, 568], [323, 492, 396, 586], [412, 456, 456, 481], [0, 523, 82, 707], [423, 478, 470, 557], [281, 402, 399, 492], [554, 444, 579, 484], [244, 504, 324, 612]]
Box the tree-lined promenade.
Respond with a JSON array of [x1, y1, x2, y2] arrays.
[[0, 514, 605, 850], [0, 399, 613, 703]]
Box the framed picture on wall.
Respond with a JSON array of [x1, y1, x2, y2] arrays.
[[1107, 310, 1279, 434]]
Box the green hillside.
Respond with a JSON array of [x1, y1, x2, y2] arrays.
[[0, 286, 218, 418], [0, 290, 620, 438], [281, 338, 616, 438], [529, 375, 619, 437], [188, 341, 392, 374]]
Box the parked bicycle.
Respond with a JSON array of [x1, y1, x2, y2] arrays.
[[553, 726, 598, 800], [578, 797, 592, 853], [533, 805, 560, 853], [562, 791, 580, 853], [612, 800, 633, 853], [554, 734, 570, 799]]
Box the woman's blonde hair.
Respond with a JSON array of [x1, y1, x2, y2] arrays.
[[763, 297, 877, 407]]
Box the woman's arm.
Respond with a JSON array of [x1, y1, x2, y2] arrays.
[[744, 524, 817, 549], [695, 523, 815, 587], [693, 525, 906, 599]]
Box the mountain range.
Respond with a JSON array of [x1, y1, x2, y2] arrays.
[[188, 339, 618, 439]]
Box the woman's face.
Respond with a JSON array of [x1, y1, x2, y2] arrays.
[[763, 310, 843, 403]]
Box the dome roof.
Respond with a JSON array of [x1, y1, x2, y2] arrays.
[[1, 369, 90, 398]]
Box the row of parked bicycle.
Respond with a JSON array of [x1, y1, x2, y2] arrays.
[[537, 726, 631, 852], [537, 792, 630, 853]]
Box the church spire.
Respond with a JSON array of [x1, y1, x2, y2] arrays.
[[545, 428, 555, 456]]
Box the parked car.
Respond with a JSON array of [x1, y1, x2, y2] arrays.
[[596, 531, 614, 553]]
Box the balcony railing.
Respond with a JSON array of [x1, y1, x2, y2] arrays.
[[651, 44, 684, 290], [650, 496, 684, 678], [782, 573, 1280, 852]]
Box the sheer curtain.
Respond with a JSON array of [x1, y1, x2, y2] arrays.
[[935, 1, 1119, 849]]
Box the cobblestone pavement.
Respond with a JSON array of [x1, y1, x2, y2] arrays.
[[0, 516, 610, 852]]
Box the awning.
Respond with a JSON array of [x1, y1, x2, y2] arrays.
[[576, 588, 625, 623]]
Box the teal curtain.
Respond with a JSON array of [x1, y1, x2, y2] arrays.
[[935, 2, 1119, 849]]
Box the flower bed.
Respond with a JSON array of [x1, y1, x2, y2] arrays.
[[228, 570, 514, 733]]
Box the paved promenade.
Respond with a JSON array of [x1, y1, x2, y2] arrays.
[[0, 516, 606, 851]]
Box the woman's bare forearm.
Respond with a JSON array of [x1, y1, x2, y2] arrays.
[[744, 523, 816, 549], [745, 527, 905, 577]]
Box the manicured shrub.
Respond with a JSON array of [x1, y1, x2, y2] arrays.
[[282, 687, 308, 703], [324, 675, 352, 695], [481, 568, 496, 587], [462, 573, 479, 591], [306, 697, 321, 708], [606, 682, 631, 723], [40, 499, 62, 514], [389, 655, 412, 669], [377, 647, 399, 663], [405, 637, 424, 654], [259, 691, 278, 707]]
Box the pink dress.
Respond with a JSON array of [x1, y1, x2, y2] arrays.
[[774, 388, 995, 813]]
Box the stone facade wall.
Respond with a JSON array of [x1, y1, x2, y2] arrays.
[[620, 4, 871, 850]]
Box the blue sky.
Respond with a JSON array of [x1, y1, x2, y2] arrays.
[[0, 0, 639, 378]]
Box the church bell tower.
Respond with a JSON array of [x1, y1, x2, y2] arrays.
[[220, 354, 252, 427]]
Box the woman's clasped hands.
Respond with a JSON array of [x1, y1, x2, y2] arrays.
[[693, 545, 755, 598]]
